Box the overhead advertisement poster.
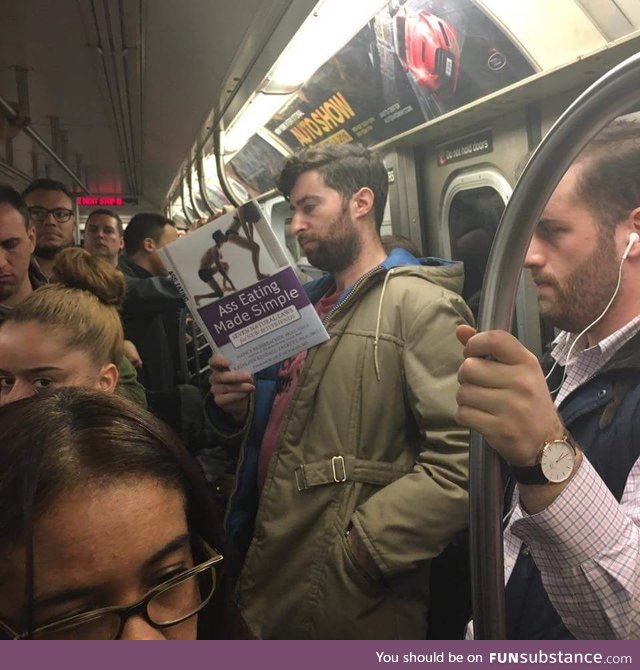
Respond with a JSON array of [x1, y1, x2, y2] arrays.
[[265, 0, 535, 151]]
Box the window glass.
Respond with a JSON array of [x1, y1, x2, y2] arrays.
[[181, 178, 198, 222], [202, 153, 231, 209], [448, 185, 505, 308], [190, 166, 208, 216], [226, 135, 286, 198]]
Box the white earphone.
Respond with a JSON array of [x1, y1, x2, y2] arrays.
[[622, 232, 640, 261]]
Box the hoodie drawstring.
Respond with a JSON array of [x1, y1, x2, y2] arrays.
[[374, 268, 395, 381]]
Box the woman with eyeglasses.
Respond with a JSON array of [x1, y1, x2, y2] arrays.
[[0, 387, 237, 640]]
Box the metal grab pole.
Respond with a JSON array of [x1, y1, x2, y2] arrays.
[[213, 129, 237, 206], [471, 50, 640, 639], [0, 94, 90, 193], [179, 170, 195, 228]]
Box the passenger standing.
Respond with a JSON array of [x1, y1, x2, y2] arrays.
[[456, 123, 640, 639], [0, 247, 144, 407], [82, 208, 142, 369], [0, 185, 44, 321], [83, 208, 183, 314], [22, 178, 76, 280], [83, 208, 125, 266], [209, 143, 472, 639], [120, 213, 181, 392], [0, 186, 143, 405]]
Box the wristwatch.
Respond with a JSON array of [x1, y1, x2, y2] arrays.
[[510, 435, 578, 485]]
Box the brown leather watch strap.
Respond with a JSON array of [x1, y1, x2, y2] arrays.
[[509, 462, 549, 485]]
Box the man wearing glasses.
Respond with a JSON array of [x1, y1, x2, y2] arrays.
[[21, 179, 76, 279]]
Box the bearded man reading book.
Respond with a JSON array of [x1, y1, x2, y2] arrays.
[[207, 143, 472, 640]]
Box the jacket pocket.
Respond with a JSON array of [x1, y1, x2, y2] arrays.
[[339, 525, 388, 597], [308, 524, 393, 639]]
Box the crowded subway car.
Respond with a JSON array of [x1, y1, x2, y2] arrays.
[[0, 0, 639, 641]]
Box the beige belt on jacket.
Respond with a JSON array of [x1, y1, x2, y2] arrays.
[[293, 454, 412, 491]]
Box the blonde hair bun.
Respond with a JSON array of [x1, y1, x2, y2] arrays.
[[52, 248, 126, 308]]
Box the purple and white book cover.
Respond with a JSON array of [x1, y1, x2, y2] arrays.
[[158, 200, 329, 373]]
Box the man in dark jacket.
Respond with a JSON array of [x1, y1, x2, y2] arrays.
[[119, 213, 215, 456], [120, 213, 181, 391], [457, 121, 640, 639]]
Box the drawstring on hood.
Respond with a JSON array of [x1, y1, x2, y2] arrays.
[[374, 268, 396, 381], [371, 252, 465, 382], [303, 249, 466, 383]]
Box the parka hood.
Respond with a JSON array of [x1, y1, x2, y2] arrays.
[[305, 248, 465, 305], [381, 248, 465, 294]]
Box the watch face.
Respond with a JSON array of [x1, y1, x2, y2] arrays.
[[540, 440, 575, 483]]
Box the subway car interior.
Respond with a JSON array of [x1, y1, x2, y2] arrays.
[[2, 0, 639, 350], [1, 0, 640, 641]]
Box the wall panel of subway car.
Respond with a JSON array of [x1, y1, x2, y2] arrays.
[[1, 0, 639, 641]]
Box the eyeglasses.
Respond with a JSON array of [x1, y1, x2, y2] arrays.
[[28, 206, 74, 223], [0, 540, 222, 640]]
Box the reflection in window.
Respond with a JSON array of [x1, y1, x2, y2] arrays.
[[449, 186, 504, 314], [169, 196, 188, 228], [181, 178, 198, 222], [190, 167, 208, 216]]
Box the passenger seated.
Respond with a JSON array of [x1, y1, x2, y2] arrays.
[[0, 247, 144, 406], [0, 388, 236, 639]]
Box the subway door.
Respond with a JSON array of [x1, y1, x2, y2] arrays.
[[419, 124, 543, 357]]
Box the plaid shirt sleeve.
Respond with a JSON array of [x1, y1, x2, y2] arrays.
[[512, 456, 640, 639]]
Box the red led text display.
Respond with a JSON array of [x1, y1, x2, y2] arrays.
[[77, 196, 125, 207]]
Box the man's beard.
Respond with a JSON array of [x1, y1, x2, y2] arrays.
[[533, 231, 620, 333], [0, 280, 18, 301], [35, 242, 69, 260], [299, 210, 361, 275]]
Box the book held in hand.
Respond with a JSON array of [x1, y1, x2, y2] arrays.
[[158, 201, 329, 373]]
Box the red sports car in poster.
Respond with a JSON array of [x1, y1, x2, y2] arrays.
[[394, 7, 461, 99]]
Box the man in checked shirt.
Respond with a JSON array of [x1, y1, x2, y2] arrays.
[[456, 121, 640, 639]]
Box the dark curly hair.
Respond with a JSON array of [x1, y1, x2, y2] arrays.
[[276, 143, 388, 229], [0, 388, 240, 639]]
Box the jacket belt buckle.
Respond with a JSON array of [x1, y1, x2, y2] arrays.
[[332, 455, 347, 483], [294, 464, 307, 492]]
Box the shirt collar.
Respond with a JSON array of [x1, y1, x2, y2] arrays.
[[551, 313, 640, 367]]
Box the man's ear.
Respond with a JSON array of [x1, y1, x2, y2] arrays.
[[620, 208, 640, 259], [629, 207, 640, 237], [96, 362, 119, 393], [352, 187, 375, 221], [142, 237, 156, 254], [27, 225, 36, 253], [118, 237, 125, 252]]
